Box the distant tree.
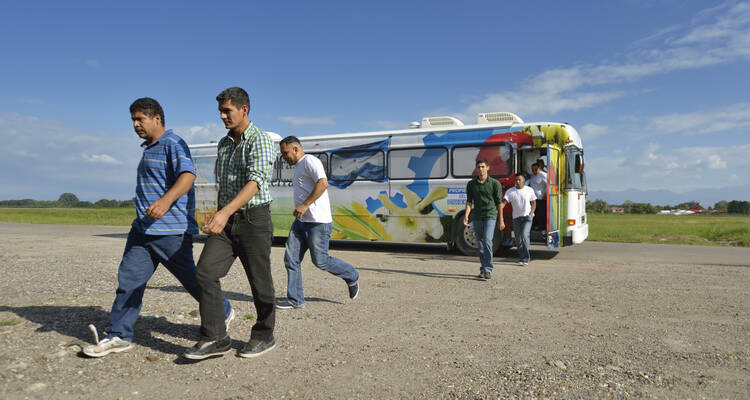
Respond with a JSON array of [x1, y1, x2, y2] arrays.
[[57, 193, 80, 207], [94, 199, 119, 208], [622, 200, 633, 214], [587, 199, 608, 213], [630, 202, 657, 214], [73, 201, 94, 208], [118, 199, 136, 208], [714, 200, 729, 211], [727, 200, 750, 214], [676, 201, 699, 210]]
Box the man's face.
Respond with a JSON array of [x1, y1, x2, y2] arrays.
[[515, 175, 525, 188], [476, 162, 489, 177], [280, 142, 300, 165], [531, 164, 539, 175], [131, 111, 161, 142], [218, 100, 248, 131]]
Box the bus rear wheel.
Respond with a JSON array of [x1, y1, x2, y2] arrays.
[[453, 212, 503, 256]]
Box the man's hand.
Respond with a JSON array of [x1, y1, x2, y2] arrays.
[[293, 204, 309, 219], [463, 215, 470, 227], [498, 219, 505, 230], [202, 210, 229, 235], [145, 198, 171, 220]]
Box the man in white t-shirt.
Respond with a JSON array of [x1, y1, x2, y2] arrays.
[[499, 174, 536, 266], [527, 162, 547, 231], [276, 136, 360, 309]]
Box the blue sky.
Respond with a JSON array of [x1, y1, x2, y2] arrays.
[[1, 0, 749, 201]]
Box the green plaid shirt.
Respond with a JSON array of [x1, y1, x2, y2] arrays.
[[216, 122, 275, 209]]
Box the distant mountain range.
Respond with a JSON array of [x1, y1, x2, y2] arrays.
[[588, 185, 750, 207]]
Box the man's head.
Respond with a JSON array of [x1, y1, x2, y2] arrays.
[[216, 87, 250, 131], [279, 136, 304, 165], [475, 159, 489, 178], [531, 163, 539, 175], [514, 173, 526, 188], [129, 97, 165, 143]]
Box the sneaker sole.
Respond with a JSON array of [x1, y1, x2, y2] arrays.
[[225, 308, 236, 331], [83, 344, 133, 358], [238, 342, 276, 358], [183, 347, 232, 360]]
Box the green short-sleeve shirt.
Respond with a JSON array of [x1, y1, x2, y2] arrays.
[[466, 177, 503, 220]]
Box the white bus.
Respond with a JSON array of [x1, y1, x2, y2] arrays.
[[189, 112, 588, 255]]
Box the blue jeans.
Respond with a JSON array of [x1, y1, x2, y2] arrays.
[[472, 219, 496, 273], [106, 228, 231, 342], [513, 216, 533, 263], [284, 220, 359, 306]]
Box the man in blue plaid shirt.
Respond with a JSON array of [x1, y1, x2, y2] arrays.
[[185, 87, 277, 360]]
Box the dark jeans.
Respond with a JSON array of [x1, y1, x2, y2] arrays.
[[533, 199, 547, 231], [107, 229, 231, 342], [196, 204, 275, 342]]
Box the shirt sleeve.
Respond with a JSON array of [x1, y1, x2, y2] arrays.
[[494, 179, 503, 205], [465, 181, 473, 205], [308, 156, 327, 182], [246, 130, 275, 187], [167, 136, 196, 182]]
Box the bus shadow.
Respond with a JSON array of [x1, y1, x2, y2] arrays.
[[148, 285, 342, 306]]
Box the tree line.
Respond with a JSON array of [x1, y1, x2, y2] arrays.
[[0, 193, 135, 209], [587, 199, 750, 214]]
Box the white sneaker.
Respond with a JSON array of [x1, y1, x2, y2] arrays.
[[83, 337, 133, 358], [225, 308, 236, 331]]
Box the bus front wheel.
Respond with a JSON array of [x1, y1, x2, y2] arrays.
[[453, 212, 502, 256]]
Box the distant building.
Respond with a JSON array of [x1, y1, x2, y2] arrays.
[[608, 206, 625, 214]]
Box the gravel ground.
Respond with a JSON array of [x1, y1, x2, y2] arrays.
[[0, 222, 748, 399]]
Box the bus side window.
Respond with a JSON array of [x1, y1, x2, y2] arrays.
[[330, 150, 385, 182], [388, 147, 448, 180], [309, 152, 329, 177], [451, 144, 512, 178]]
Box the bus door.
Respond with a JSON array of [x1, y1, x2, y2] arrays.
[[546, 145, 561, 249]]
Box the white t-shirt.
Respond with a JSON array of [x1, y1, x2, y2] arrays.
[[527, 171, 547, 200], [293, 154, 332, 223], [503, 186, 537, 219]]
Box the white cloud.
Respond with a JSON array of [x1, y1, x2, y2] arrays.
[[83, 154, 121, 165], [172, 122, 226, 144], [460, 1, 750, 118], [579, 123, 609, 139], [279, 116, 335, 131], [587, 142, 749, 192], [642, 102, 750, 136]]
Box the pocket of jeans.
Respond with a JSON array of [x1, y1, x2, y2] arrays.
[[245, 207, 272, 228]]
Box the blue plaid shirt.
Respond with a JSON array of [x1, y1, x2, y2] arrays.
[[133, 130, 198, 235], [216, 122, 275, 209]]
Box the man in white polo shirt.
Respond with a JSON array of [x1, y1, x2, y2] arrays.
[[276, 136, 360, 309], [499, 174, 536, 266]]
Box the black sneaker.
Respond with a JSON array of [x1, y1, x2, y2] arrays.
[[183, 336, 232, 360], [485, 271, 492, 279], [238, 338, 276, 358], [348, 281, 359, 300], [477, 272, 486, 279]]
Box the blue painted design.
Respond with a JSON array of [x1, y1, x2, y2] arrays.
[[328, 139, 389, 189], [365, 197, 383, 213]]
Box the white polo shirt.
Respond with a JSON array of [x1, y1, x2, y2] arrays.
[[527, 171, 547, 200], [503, 186, 537, 219], [293, 154, 332, 223]]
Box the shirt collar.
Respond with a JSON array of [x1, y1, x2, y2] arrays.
[[141, 129, 173, 148], [224, 122, 256, 142]]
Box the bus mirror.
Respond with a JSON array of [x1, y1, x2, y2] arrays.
[[575, 154, 583, 173]]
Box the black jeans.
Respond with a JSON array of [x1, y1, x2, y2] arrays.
[[196, 204, 275, 342]]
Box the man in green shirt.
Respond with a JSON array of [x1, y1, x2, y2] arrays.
[[463, 159, 503, 279]]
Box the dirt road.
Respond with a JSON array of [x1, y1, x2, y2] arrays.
[[1, 223, 748, 399]]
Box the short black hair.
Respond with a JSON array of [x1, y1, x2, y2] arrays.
[[216, 87, 250, 110], [129, 97, 165, 126], [475, 159, 489, 167], [515, 173, 526, 180], [280, 136, 301, 147]]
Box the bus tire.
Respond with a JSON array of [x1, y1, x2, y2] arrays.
[[453, 212, 501, 256]]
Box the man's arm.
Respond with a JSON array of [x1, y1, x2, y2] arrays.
[[294, 178, 328, 219], [498, 200, 507, 230], [203, 180, 259, 235], [463, 203, 472, 226], [146, 171, 196, 220], [529, 199, 536, 217]]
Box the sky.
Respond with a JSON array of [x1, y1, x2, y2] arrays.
[[1, 0, 749, 202]]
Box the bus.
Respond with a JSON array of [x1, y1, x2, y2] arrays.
[[189, 111, 588, 256]]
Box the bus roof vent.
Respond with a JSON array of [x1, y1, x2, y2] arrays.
[[421, 116, 464, 128], [477, 112, 524, 125]]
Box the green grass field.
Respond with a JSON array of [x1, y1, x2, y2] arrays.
[[587, 213, 750, 247], [0, 208, 134, 226], [1, 208, 748, 247]]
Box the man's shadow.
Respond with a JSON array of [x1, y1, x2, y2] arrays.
[[0, 305, 202, 356]]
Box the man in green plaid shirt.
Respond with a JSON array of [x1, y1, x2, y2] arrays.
[[185, 87, 277, 360]]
